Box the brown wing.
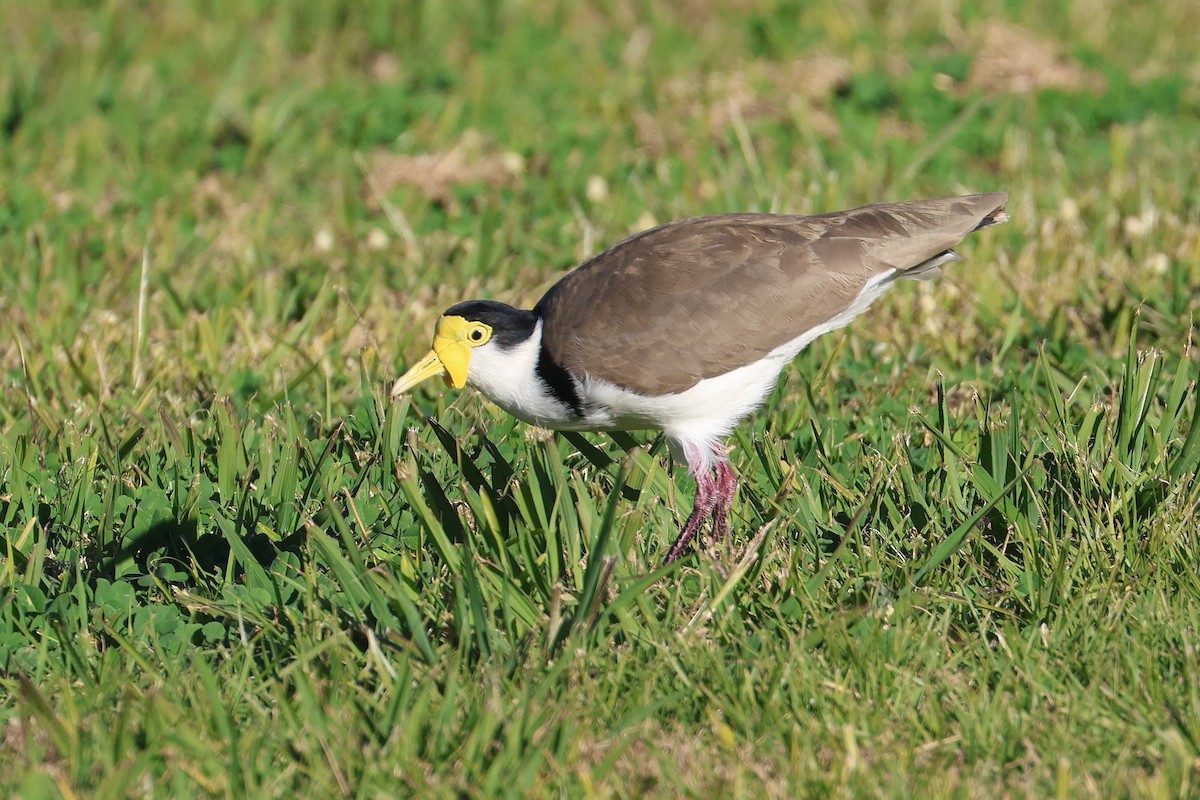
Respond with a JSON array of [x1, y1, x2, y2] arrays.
[[536, 193, 1007, 395]]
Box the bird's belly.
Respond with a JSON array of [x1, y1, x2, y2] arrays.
[[578, 354, 789, 437]]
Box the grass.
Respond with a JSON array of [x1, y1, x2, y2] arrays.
[[2, 0, 1199, 796]]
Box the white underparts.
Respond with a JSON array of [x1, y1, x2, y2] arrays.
[[464, 320, 573, 428], [466, 269, 905, 474], [903, 249, 963, 281]]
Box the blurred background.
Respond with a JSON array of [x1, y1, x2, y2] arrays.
[[3, 0, 1197, 409]]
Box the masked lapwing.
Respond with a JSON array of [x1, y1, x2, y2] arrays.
[[393, 193, 1008, 563]]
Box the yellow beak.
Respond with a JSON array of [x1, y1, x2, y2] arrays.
[[391, 316, 476, 399], [391, 350, 448, 398]]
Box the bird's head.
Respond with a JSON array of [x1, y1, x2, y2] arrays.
[[391, 300, 537, 399]]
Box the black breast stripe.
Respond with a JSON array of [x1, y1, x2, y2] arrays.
[[536, 344, 585, 419]]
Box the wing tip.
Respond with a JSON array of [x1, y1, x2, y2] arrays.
[[969, 192, 1009, 231]]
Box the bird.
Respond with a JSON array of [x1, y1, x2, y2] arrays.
[[392, 193, 1008, 563]]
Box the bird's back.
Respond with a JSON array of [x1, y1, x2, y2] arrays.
[[537, 193, 1007, 395]]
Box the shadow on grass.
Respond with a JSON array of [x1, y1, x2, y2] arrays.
[[110, 518, 304, 583]]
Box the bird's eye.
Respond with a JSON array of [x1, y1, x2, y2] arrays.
[[467, 324, 491, 345]]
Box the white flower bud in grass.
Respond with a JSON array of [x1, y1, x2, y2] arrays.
[[586, 175, 609, 203]]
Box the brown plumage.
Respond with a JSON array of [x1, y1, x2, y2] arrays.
[[537, 193, 1008, 396]]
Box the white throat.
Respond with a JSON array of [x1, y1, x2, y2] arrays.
[[466, 320, 582, 428]]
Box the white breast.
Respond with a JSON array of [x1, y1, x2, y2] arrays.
[[465, 320, 586, 429]]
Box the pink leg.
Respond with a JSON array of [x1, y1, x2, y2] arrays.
[[664, 443, 737, 564], [664, 470, 718, 564], [710, 460, 738, 542]]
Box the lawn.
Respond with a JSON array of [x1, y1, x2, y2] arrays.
[[2, 0, 1199, 796]]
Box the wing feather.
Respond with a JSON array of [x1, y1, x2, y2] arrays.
[[536, 193, 1006, 395]]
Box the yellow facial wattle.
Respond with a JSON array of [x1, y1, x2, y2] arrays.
[[391, 315, 493, 398]]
